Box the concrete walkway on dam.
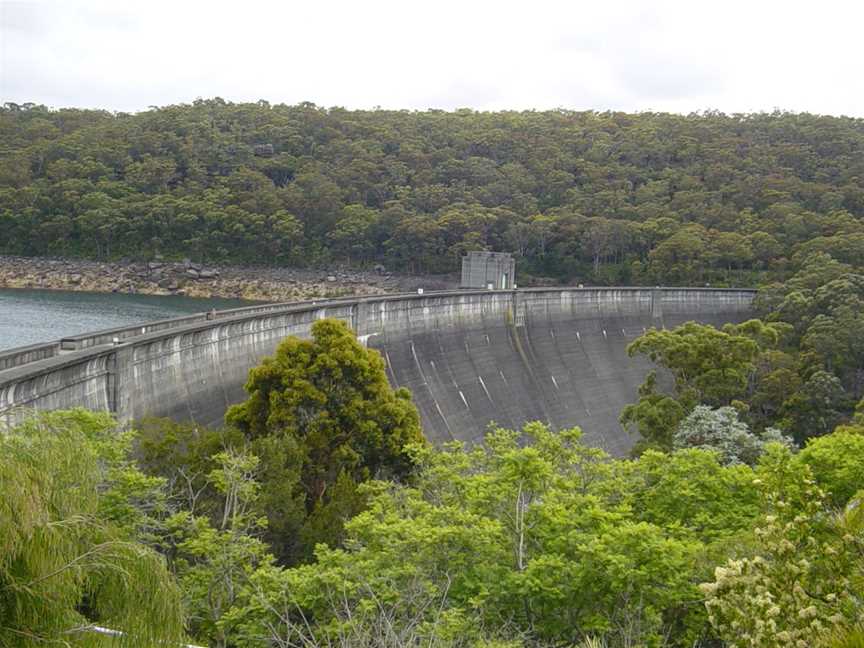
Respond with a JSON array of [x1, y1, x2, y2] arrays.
[[0, 287, 756, 456]]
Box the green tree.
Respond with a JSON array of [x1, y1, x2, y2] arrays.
[[619, 370, 686, 451], [617, 447, 761, 545], [627, 321, 762, 411], [0, 410, 184, 647], [798, 426, 864, 506], [327, 203, 380, 263], [226, 318, 423, 560], [169, 448, 275, 647], [702, 446, 864, 647], [782, 370, 849, 444]]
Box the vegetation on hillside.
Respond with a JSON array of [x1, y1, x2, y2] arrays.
[[5, 407, 861, 647], [3, 317, 861, 646], [2, 101, 863, 285], [4, 99, 864, 645], [623, 263, 864, 449]]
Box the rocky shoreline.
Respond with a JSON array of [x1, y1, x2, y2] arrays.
[[0, 256, 456, 302]]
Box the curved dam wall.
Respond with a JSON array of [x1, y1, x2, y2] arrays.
[[0, 288, 755, 455]]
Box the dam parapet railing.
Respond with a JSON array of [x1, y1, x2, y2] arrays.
[[0, 297, 330, 371], [0, 287, 757, 432]]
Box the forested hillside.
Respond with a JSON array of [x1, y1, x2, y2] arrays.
[[2, 100, 863, 284], [3, 313, 862, 647], [7, 406, 864, 646]]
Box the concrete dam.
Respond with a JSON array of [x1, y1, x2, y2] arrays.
[[0, 288, 755, 455]]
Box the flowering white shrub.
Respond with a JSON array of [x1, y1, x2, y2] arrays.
[[674, 405, 790, 465]]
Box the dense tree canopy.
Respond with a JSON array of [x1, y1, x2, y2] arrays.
[[2, 100, 864, 285], [5, 99, 864, 646], [141, 318, 423, 567], [6, 406, 862, 646], [622, 290, 864, 450], [0, 410, 184, 647], [224, 319, 423, 547]]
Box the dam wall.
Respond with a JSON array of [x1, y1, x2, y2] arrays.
[[0, 288, 755, 454]]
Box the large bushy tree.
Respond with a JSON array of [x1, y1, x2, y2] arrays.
[[226, 317, 422, 497], [225, 317, 423, 560], [135, 319, 423, 567], [0, 410, 185, 647]]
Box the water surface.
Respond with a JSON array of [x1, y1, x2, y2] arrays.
[[0, 288, 254, 351]]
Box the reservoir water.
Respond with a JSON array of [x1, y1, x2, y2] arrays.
[[0, 288, 254, 351]]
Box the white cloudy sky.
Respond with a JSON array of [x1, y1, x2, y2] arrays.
[[1, 0, 862, 116]]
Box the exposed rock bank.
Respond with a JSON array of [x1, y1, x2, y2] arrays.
[[0, 256, 456, 302]]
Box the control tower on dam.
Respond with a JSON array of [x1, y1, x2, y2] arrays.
[[0, 287, 755, 456]]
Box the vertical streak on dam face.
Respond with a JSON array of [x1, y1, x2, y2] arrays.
[[0, 288, 755, 455]]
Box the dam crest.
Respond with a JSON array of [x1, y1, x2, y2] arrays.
[[0, 287, 755, 455]]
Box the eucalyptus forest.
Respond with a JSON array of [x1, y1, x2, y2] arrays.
[[2, 101, 864, 647], [2, 101, 864, 285]]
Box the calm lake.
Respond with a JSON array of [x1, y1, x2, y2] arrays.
[[0, 288, 254, 351]]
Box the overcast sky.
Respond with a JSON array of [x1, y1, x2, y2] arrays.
[[1, 0, 862, 116]]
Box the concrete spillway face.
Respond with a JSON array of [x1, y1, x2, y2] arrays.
[[365, 289, 753, 456], [0, 288, 755, 457]]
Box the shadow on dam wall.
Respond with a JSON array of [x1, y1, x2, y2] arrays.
[[0, 288, 755, 456]]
